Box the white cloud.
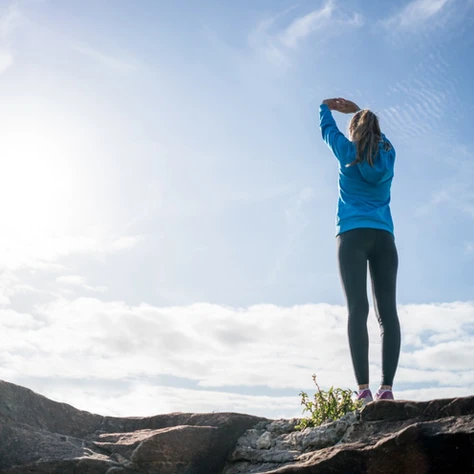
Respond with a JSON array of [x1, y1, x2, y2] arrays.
[[403, 340, 474, 371], [21, 381, 300, 419], [400, 302, 474, 336], [110, 235, 146, 252], [396, 366, 474, 386], [249, 2, 363, 67], [402, 0, 450, 26], [0, 49, 13, 72], [0, 270, 57, 307], [279, 3, 334, 49], [72, 43, 138, 73], [1, 298, 474, 417], [56, 275, 108, 293], [397, 385, 474, 402], [0, 2, 21, 74], [0, 271, 19, 306], [56, 275, 87, 286], [0, 234, 145, 271], [13, 376, 474, 419], [384, 0, 452, 29], [0, 307, 40, 329]]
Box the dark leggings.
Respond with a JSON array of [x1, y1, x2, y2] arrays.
[[336, 228, 401, 387]]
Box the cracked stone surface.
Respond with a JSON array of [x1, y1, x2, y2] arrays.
[[1, 379, 474, 473]]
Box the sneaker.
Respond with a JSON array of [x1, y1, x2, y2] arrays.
[[355, 389, 373, 405], [375, 389, 394, 401]]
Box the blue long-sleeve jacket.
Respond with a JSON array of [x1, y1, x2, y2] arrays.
[[319, 103, 396, 237]]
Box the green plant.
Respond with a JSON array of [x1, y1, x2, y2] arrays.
[[295, 374, 363, 430]]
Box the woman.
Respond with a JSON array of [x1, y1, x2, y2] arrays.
[[319, 97, 401, 403]]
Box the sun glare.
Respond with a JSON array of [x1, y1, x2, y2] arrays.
[[0, 116, 81, 242]]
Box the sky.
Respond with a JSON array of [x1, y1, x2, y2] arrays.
[[0, 0, 474, 420]]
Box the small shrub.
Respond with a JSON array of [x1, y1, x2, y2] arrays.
[[295, 374, 362, 430]]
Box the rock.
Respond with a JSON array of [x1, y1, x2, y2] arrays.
[[256, 432, 272, 449], [0, 379, 265, 473], [129, 425, 216, 473], [224, 397, 474, 473], [1, 379, 474, 473], [223, 411, 358, 471]]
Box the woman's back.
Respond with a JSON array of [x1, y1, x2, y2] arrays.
[[319, 103, 396, 236]]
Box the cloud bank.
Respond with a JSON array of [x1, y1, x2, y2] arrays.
[[1, 298, 473, 418]]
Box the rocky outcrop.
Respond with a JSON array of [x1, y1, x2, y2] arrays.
[[0, 380, 264, 473], [1, 379, 474, 473], [224, 396, 474, 473]]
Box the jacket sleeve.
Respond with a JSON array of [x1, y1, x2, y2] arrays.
[[319, 103, 353, 165]]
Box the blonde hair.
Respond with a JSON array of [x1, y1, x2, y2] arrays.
[[347, 109, 390, 168]]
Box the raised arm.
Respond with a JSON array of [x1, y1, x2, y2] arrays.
[[319, 99, 353, 163]]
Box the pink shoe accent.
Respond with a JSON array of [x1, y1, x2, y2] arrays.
[[375, 390, 394, 401], [356, 389, 373, 404]]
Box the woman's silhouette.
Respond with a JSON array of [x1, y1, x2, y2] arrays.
[[320, 97, 401, 403]]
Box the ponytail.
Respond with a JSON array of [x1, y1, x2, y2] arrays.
[[347, 109, 385, 168]]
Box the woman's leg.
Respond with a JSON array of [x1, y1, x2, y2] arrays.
[[368, 231, 401, 388], [337, 229, 373, 387]]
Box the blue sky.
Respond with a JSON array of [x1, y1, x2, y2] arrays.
[[0, 0, 474, 418]]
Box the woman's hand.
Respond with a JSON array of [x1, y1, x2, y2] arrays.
[[322, 98, 340, 110], [322, 98, 360, 114], [335, 98, 361, 114]]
